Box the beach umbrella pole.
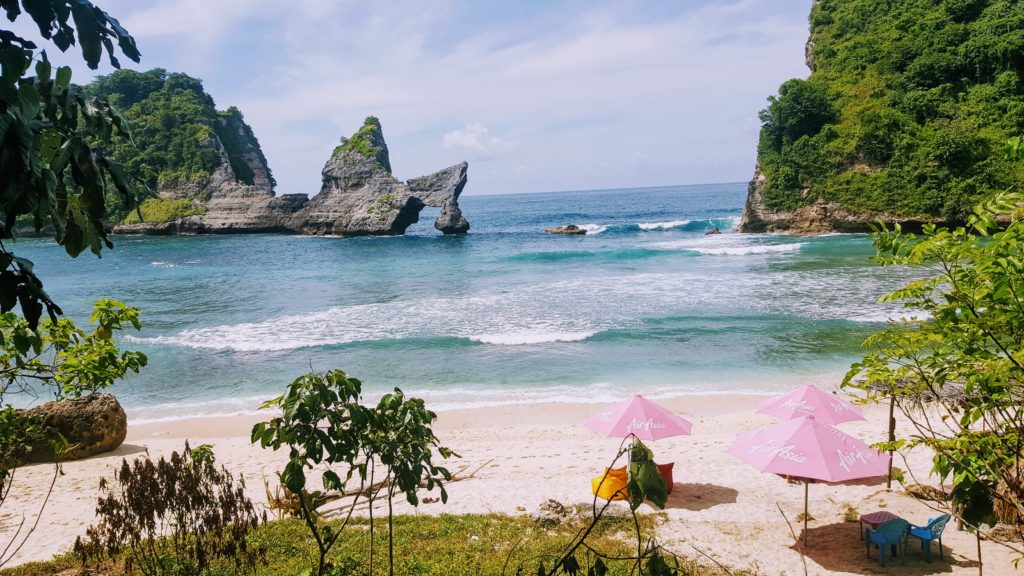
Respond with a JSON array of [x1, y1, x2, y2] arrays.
[[803, 481, 809, 546], [887, 395, 896, 490]]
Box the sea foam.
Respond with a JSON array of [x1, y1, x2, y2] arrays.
[[467, 330, 597, 345], [636, 220, 692, 230]]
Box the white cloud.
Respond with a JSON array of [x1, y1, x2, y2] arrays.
[[442, 123, 511, 159], [37, 0, 811, 195]]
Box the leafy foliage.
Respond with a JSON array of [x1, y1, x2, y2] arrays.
[[0, 0, 148, 328], [844, 143, 1024, 557], [757, 0, 1024, 222], [334, 116, 391, 173], [74, 442, 267, 576], [0, 2, 146, 566], [0, 298, 146, 401], [252, 370, 454, 576], [529, 437, 695, 576]]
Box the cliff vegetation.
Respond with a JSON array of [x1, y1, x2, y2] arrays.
[[84, 69, 275, 222], [753, 0, 1024, 227]]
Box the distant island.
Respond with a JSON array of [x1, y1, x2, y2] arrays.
[[87, 69, 469, 236], [740, 0, 1024, 233]]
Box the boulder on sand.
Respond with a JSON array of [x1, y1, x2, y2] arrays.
[[22, 393, 127, 462]]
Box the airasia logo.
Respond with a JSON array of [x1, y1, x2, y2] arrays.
[[749, 440, 807, 464], [625, 417, 667, 434]]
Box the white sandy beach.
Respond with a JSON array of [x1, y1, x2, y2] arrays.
[[3, 394, 1018, 575]]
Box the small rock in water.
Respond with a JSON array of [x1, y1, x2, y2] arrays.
[[705, 226, 721, 235], [545, 224, 586, 235]]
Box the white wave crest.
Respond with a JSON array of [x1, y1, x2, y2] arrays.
[[130, 261, 916, 354], [648, 238, 803, 255], [637, 220, 691, 230], [150, 261, 177, 268], [690, 243, 803, 256], [578, 223, 607, 234], [467, 330, 597, 345]]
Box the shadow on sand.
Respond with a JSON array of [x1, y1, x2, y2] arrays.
[[796, 522, 958, 574], [89, 443, 149, 460], [663, 483, 738, 511]]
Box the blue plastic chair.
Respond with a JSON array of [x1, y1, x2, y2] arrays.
[[910, 514, 950, 562], [866, 518, 910, 567]]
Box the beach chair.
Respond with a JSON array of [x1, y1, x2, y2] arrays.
[[866, 518, 910, 567], [591, 467, 629, 500], [910, 514, 950, 562]]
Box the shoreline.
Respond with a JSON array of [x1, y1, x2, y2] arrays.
[[123, 390, 778, 430], [6, 393, 1017, 574]]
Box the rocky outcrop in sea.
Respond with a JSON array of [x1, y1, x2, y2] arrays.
[[115, 117, 470, 236]]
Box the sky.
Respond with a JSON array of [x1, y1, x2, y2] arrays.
[[16, 0, 812, 196]]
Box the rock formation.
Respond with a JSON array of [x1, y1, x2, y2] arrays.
[[290, 117, 469, 236], [739, 163, 940, 234], [117, 116, 470, 236], [544, 224, 587, 235], [22, 393, 127, 462]]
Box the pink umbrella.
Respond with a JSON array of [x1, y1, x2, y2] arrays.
[[756, 384, 865, 425], [729, 415, 889, 545], [584, 395, 693, 441]]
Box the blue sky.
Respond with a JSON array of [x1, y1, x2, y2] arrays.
[[22, 0, 812, 196]]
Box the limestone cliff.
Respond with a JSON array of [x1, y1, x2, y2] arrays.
[[115, 109, 306, 235]]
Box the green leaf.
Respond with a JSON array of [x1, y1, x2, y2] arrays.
[[16, 82, 39, 119], [281, 460, 306, 494], [55, 66, 71, 91]]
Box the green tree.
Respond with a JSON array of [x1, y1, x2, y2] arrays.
[[758, 79, 836, 152], [844, 140, 1024, 563], [252, 371, 454, 576], [362, 389, 453, 576], [252, 371, 366, 576]]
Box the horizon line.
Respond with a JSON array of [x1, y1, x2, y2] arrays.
[[462, 179, 749, 198]]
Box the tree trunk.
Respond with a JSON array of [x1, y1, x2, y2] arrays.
[[388, 481, 396, 576], [976, 531, 983, 576]]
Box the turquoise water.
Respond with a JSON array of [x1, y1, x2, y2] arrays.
[[11, 183, 918, 421]]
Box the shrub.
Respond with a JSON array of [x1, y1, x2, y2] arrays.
[[74, 442, 266, 575]]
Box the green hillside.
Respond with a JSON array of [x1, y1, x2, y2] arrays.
[[756, 0, 1024, 222], [85, 69, 275, 218]]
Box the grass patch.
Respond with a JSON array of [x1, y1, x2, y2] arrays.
[[2, 510, 740, 576], [122, 197, 207, 224]]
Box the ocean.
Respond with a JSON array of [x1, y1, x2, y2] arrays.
[[12, 182, 919, 422]]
